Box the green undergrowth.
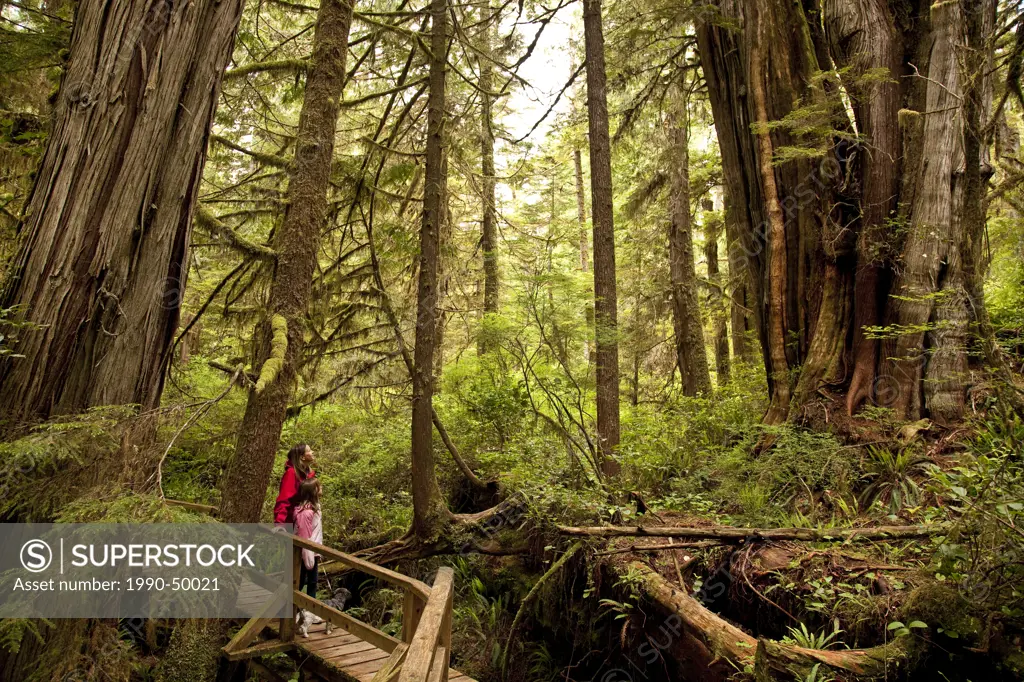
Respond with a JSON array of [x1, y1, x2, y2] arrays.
[[2, 354, 1021, 680], [0, 405, 139, 520]]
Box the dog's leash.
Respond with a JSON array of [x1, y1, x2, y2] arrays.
[[318, 561, 333, 593]]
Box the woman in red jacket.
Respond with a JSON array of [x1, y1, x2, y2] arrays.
[[273, 443, 316, 526]]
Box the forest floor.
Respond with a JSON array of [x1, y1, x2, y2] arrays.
[[1, 378, 1022, 681]]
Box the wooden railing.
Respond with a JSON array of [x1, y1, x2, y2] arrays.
[[398, 566, 452, 682], [223, 534, 454, 682]]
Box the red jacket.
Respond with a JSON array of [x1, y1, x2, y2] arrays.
[[273, 461, 316, 525]]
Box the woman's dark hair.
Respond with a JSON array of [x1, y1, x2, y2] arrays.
[[294, 478, 321, 510], [288, 443, 311, 477]]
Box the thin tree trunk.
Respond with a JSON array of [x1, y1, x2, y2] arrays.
[[548, 175, 569, 366], [0, 0, 245, 425], [723, 190, 753, 363], [411, 0, 451, 539], [582, 0, 620, 477], [705, 215, 731, 385], [434, 162, 450, 385], [749, 10, 791, 424], [479, 4, 499, 342], [574, 149, 590, 272], [574, 148, 593, 365], [219, 0, 355, 523], [668, 84, 712, 397]]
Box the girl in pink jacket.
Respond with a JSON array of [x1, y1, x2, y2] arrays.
[[293, 478, 323, 597]]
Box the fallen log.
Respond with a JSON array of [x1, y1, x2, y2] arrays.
[[630, 562, 912, 681], [594, 540, 724, 556], [560, 523, 948, 543]]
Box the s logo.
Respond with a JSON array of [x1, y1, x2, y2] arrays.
[[20, 539, 52, 573]]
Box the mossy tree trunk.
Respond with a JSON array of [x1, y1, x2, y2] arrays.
[[154, 619, 224, 682], [219, 0, 356, 523], [478, 3, 499, 354]]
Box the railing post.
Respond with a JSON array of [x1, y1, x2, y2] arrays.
[[438, 582, 452, 682], [399, 567, 454, 682], [279, 540, 301, 641], [402, 587, 426, 643]]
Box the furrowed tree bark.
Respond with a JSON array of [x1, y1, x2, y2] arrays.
[[699, 0, 998, 425], [411, 0, 451, 539], [959, 0, 1013, 395], [879, 0, 968, 422], [0, 0, 246, 426], [697, 1, 771, 384], [668, 82, 712, 397], [823, 0, 902, 416], [219, 0, 355, 523], [582, 0, 620, 477], [704, 213, 731, 385], [479, 3, 499, 349]]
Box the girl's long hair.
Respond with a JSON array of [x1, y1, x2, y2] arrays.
[[287, 443, 311, 477], [295, 478, 321, 511]]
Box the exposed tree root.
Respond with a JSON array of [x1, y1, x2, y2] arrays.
[[343, 497, 531, 568]]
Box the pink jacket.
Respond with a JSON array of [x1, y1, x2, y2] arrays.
[[294, 503, 323, 570]]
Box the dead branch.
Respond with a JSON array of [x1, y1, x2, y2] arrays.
[[559, 524, 950, 543]]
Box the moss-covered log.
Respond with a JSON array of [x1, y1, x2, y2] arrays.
[[631, 562, 912, 681]]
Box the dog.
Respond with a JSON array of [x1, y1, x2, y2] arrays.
[[295, 587, 352, 637], [322, 587, 352, 635]]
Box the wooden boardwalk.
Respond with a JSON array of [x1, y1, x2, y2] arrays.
[[223, 532, 469, 682], [285, 621, 473, 682]]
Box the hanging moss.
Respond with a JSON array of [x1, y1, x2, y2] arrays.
[[255, 314, 288, 394]]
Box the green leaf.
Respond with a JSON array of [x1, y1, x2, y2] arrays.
[[887, 621, 905, 630], [908, 621, 928, 629]]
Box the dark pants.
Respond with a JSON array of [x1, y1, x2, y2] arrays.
[[299, 558, 318, 598]]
